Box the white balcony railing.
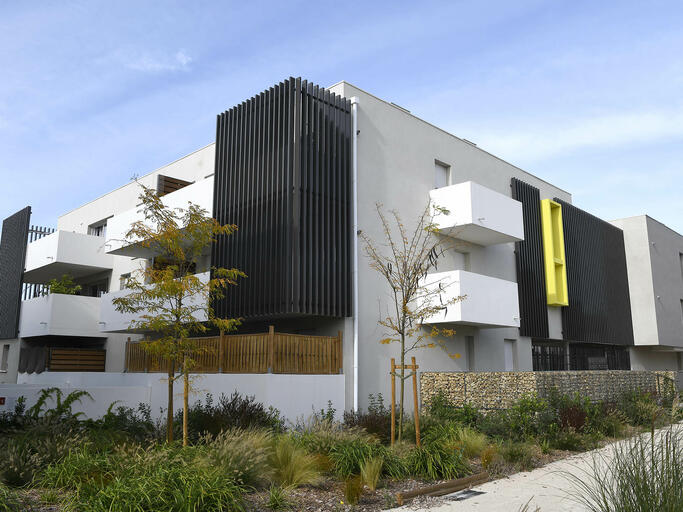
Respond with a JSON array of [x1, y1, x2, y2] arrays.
[[105, 177, 214, 257], [23, 231, 113, 283], [429, 181, 524, 248], [99, 271, 210, 333], [19, 294, 104, 338], [421, 270, 520, 328]]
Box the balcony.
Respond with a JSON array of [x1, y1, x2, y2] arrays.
[[23, 231, 113, 283], [429, 181, 524, 248], [421, 270, 520, 328], [99, 271, 210, 333], [19, 294, 104, 338], [105, 177, 214, 257]]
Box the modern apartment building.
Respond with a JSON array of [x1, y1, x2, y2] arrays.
[[0, 78, 678, 412]]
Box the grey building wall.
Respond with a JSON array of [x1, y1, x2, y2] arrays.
[[611, 215, 683, 370], [328, 81, 571, 411]]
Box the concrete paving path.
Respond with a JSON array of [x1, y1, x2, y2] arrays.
[[408, 424, 681, 512]]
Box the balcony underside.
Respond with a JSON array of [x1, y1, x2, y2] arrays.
[[23, 262, 112, 284]]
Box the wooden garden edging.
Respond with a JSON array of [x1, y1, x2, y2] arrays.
[[396, 472, 489, 505], [125, 326, 343, 375]]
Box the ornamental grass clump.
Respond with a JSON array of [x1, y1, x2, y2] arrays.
[[205, 428, 273, 487], [360, 457, 383, 491], [563, 426, 683, 512], [270, 437, 321, 488]]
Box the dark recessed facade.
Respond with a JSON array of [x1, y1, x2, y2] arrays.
[[211, 78, 352, 320]]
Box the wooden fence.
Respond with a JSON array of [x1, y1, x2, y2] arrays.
[[125, 326, 343, 375], [48, 348, 106, 372]]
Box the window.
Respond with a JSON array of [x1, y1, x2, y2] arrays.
[[466, 336, 475, 371], [504, 339, 517, 371], [119, 273, 131, 290], [1, 344, 9, 372], [680, 253, 683, 281], [434, 160, 450, 189], [680, 299, 683, 327], [88, 219, 108, 238]]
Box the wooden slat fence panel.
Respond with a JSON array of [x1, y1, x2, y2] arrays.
[[124, 328, 342, 375], [48, 348, 106, 372]]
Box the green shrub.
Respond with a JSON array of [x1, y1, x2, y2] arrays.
[[360, 457, 383, 491], [427, 392, 482, 427], [86, 402, 158, 443], [172, 392, 284, 442], [499, 441, 539, 471], [343, 394, 392, 443], [270, 437, 321, 487], [619, 391, 667, 428], [455, 426, 488, 458], [563, 426, 683, 511], [549, 428, 588, 452], [206, 428, 273, 487]]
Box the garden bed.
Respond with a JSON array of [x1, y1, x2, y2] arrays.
[[1, 387, 680, 512]]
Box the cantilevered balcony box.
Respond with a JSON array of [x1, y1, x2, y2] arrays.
[[99, 272, 210, 333], [429, 181, 524, 248], [105, 177, 214, 258], [421, 270, 520, 328], [23, 231, 113, 283], [19, 294, 104, 338]]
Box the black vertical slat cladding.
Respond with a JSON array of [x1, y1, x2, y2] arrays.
[[511, 179, 549, 338], [212, 78, 352, 319], [554, 199, 634, 346], [0, 207, 31, 339]]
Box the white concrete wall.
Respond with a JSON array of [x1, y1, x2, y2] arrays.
[[327, 81, 570, 411], [100, 271, 209, 333], [3, 371, 344, 422], [630, 347, 682, 371], [106, 176, 214, 256], [430, 181, 524, 245], [612, 215, 683, 354], [19, 294, 104, 338], [423, 270, 520, 328], [57, 144, 215, 233], [24, 231, 113, 280]]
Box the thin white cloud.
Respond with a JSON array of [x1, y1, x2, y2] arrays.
[[122, 49, 192, 73], [472, 107, 683, 163]]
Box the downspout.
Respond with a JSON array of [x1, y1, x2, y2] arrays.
[[351, 96, 359, 412]]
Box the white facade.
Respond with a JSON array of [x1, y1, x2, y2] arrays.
[[3, 79, 679, 415], [19, 294, 104, 338], [430, 181, 524, 247], [422, 270, 520, 328]]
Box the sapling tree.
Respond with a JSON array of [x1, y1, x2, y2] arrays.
[[113, 184, 244, 445], [361, 203, 465, 441]]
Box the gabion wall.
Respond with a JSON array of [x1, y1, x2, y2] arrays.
[[420, 370, 678, 410]]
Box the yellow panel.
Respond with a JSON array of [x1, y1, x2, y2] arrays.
[[540, 199, 569, 306]]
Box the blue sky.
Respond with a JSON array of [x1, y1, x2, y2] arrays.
[[1, 0, 682, 233]]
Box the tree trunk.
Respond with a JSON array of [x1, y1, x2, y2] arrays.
[[166, 358, 175, 443], [183, 355, 189, 447], [398, 334, 405, 442]]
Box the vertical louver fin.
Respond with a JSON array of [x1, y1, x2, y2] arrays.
[[553, 199, 634, 346], [212, 78, 352, 319], [511, 179, 549, 338], [0, 206, 31, 339]]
